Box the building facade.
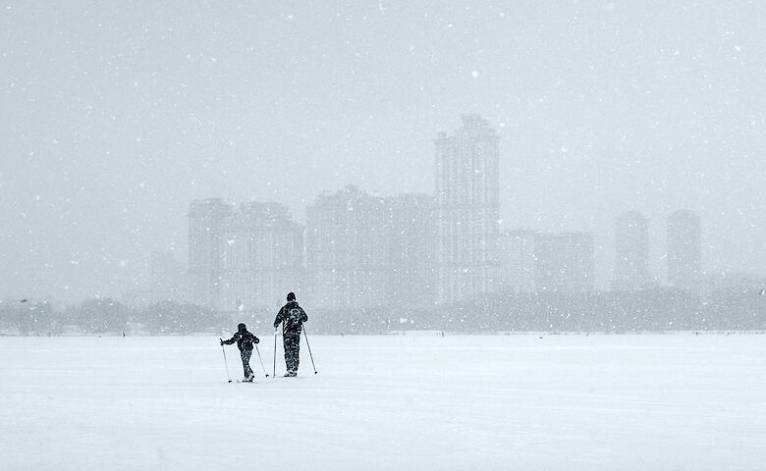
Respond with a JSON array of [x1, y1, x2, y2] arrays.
[[188, 198, 232, 308], [435, 115, 500, 303], [305, 186, 388, 310], [499, 230, 537, 294], [384, 193, 437, 307], [219, 202, 304, 311], [188, 199, 303, 310], [612, 210, 651, 291]]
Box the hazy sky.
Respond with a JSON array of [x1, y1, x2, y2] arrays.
[[2, 1, 765, 302]]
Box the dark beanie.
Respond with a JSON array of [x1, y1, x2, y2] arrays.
[[286, 292, 296, 301]]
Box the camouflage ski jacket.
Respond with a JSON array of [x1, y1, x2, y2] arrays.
[[274, 301, 308, 336]]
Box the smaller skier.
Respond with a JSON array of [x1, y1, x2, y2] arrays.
[[221, 323, 260, 382]]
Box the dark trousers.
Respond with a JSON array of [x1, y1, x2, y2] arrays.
[[240, 348, 254, 378], [283, 333, 301, 372]]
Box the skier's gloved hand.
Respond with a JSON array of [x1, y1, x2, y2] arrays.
[[254, 336, 260, 344], [219, 338, 224, 346]]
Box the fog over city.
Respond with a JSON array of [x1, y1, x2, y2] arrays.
[[4, 4, 766, 470], [2, 1, 765, 303]]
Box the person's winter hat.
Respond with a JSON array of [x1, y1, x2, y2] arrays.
[[286, 292, 296, 301], [238, 323, 246, 331]]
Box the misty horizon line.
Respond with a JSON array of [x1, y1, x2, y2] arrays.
[[5, 281, 765, 308]]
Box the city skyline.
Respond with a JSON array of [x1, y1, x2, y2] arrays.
[[3, 2, 766, 302], [2, 138, 753, 303], [179, 191, 711, 311], [179, 117, 712, 311]]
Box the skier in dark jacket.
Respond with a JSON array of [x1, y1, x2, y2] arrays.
[[221, 323, 260, 382], [273, 292, 308, 377]]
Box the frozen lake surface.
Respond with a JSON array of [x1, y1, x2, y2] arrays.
[[1, 334, 764, 470]]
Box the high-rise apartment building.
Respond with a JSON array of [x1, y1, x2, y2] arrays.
[[667, 209, 701, 290], [305, 186, 387, 309], [188, 198, 232, 308], [435, 115, 500, 303], [499, 230, 537, 294], [384, 193, 437, 307], [613, 211, 650, 291], [219, 202, 304, 311], [188, 199, 303, 310]]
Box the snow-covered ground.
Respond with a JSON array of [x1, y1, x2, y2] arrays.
[[1, 334, 764, 470]]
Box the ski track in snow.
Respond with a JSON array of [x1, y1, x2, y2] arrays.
[[0, 335, 764, 471]]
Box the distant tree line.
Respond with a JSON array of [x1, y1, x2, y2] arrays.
[[2, 288, 765, 335], [308, 288, 766, 334], [0, 299, 233, 336]]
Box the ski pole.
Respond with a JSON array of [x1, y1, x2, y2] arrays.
[[220, 339, 232, 383], [303, 326, 318, 375], [272, 329, 278, 379], [254, 344, 269, 378]]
